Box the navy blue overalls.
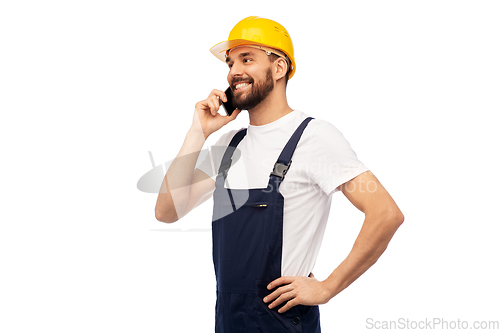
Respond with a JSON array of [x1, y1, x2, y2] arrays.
[[212, 117, 321, 333]]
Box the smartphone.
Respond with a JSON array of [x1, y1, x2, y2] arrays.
[[221, 87, 236, 116]]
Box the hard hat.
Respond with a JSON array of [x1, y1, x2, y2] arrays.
[[210, 16, 296, 79]]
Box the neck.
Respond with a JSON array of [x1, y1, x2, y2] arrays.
[[248, 86, 293, 126]]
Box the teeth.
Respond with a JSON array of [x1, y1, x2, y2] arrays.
[[235, 83, 249, 90]]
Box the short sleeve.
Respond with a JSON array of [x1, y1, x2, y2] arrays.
[[307, 122, 369, 195], [196, 129, 240, 181]]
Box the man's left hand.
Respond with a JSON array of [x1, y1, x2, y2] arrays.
[[263, 273, 331, 313]]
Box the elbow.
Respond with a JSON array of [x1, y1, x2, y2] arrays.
[[372, 207, 404, 231], [155, 208, 178, 224], [398, 211, 405, 225], [389, 208, 404, 229], [395, 207, 405, 225]]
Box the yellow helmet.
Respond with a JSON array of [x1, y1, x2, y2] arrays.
[[210, 16, 296, 79]]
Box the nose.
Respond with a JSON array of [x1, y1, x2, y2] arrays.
[[229, 61, 244, 78]]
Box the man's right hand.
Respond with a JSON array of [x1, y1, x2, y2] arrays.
[[192, 89, 241, 139], [157, 89, 238, 223]]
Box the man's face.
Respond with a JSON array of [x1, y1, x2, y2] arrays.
[[226, 47, 275, 111]]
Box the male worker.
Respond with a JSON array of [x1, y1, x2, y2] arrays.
[[155, 16, 404, 333]]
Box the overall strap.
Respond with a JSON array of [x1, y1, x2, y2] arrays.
[[216, 128, 247, 179], [270, 117, 314, 183]]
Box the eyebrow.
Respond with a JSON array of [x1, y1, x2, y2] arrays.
[[226, 51, 255, 64]]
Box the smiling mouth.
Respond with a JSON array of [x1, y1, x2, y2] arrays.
[[235, 82, 249, 89], [233, 81, 252, 92]]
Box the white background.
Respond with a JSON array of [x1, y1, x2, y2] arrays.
[[1, 0, 499, 332]]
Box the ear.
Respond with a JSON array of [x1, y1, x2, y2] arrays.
[[273, 57, 288, 82]]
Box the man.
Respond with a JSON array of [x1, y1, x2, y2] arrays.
[[155, 16, 404, 333]]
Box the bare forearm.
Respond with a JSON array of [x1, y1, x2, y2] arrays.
[[155, 126, 206, 222], [322, 212, 404, 300]]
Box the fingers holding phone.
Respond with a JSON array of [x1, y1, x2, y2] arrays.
[[192, 89, 240, 139], [196, 89, 233, 115], [206, 89, 224, 116]]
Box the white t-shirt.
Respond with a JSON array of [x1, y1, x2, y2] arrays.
[[197, 110, 369, 277]]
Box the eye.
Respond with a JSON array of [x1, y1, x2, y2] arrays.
[[243, 58, 252, 63]]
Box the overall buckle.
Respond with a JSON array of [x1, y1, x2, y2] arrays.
[[219, 159, 232, 178], [270, 161, 292, 180]]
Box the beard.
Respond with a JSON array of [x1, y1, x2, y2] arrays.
[[231, 68, 274, 111]]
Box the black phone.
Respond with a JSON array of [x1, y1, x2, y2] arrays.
[[221, 87, 236, 116]]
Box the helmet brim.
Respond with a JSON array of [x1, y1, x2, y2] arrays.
[[210, 39, 268, 62], [210, 39, 296, 79]]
